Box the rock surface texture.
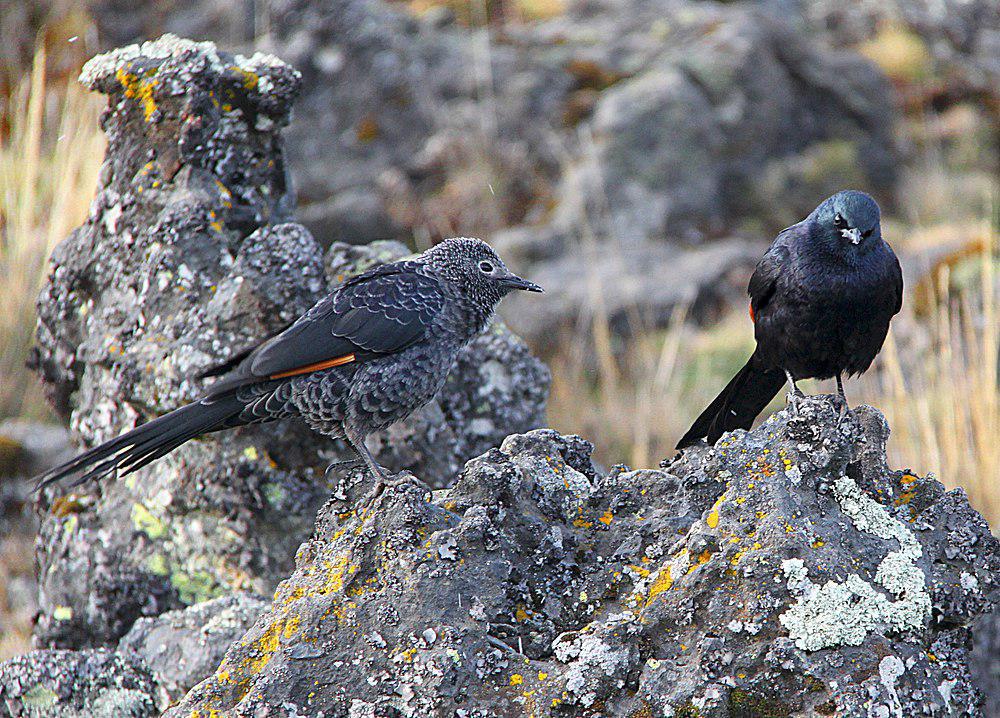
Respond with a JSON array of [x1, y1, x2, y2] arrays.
[[0, 649, 158, 717], [164, 396, 998, 717], [28, 36, 547, 652]]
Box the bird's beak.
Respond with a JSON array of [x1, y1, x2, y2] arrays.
[[501, 273, 544, 293], [841, 227, 862, 245]]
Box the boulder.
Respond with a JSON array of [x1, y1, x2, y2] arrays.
[[29, 36, 548, 651], [117, 593, 267, 706], [165, 396, 998, 717], [0, 649, 157, 718]]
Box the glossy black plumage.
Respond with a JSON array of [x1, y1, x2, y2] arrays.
[[677, 191, 903, 449], [37, 238, 542, 489]]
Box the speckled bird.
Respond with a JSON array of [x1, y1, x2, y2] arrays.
[[38, 238, 542, 491], [677, 190, 903, 449]]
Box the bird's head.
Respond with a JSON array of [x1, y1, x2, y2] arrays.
[[810, 190, 882, 256], [420, 237, 543, 307]]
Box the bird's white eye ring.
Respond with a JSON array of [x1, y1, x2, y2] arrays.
[[833, 213, 848, 230], [479, 261, 494, 274]]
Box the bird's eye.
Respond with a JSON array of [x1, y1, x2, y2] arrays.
[[478, 261, 494, 274], [862, 228, 873, 239], [833, 213, 848, 230]]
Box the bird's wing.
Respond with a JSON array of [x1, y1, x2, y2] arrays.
[[747, 223, 799, 320], [203, 263, 444, 397], [889, 251, 904, 315]]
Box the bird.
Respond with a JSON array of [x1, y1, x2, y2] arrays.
[[36, 238, 543, 493], [676, 190, 903, 449]]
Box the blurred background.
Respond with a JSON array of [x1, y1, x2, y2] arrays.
[[0, 0, 997, 659]]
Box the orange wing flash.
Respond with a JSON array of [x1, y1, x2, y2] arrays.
[[749, 303, 755, 323], [269, 353, 356, 380]]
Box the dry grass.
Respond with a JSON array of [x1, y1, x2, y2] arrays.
[[870, 229, 998, 522], [0, 41, 103, 660], [0, 46, 105, 420]]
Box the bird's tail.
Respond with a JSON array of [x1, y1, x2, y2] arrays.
[[35, 392, 248, 490], [676, 352, 786, 449]]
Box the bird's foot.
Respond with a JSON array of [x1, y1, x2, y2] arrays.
[[365, 471, 433, 507], [323, 458, 365, 479], [835, 397, 851, 427], [786, 389, 807, 416]]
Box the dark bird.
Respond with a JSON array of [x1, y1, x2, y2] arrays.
[[37, 238, 542, 492], [676, 190, 902, 449]]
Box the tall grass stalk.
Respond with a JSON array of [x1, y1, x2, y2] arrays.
[[0, 46, 104, 419]]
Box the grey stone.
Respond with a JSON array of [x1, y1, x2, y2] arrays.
[[0, 422, 72, 479], [500, 238, 760, 350], [777, 0, 1000, 108], [164, 396, 998, 716], [117, 593, 267, 706], [971, 609, 1000, 718], [0, 649, 157, 718]]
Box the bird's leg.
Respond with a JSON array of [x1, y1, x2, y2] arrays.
[[835, 373, 850, 425], [783, 368, 806, 415], [344, 424, 430, 502], [343, 426, 389, 482]]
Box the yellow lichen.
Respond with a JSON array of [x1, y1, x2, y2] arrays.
[[598, 510, 614, 525], [510, 674, 524, 686], [115, 67, 159, 121], [283, 615, 301, 639], [647, 567, 673, 604]]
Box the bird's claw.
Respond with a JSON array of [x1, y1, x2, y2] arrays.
[[786, 389, 807, 416], [835, 398, 851, 427], [366, 472, 432, 506], [323, 458, 365, 479]]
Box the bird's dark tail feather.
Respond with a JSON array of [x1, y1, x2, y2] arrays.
[[35, 393, 247, 491], [676, 352, 786, 449]]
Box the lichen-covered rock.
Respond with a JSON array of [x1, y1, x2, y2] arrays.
[[0, 649, 157, 717], [971, 609, 1000, 718], [166, 396, 998, 717], [117, 593, 267, 707], [30, 36, 548, 651]]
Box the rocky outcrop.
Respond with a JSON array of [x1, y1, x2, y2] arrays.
[[163, 395, 998, 717], [28, 36, 548, 651]]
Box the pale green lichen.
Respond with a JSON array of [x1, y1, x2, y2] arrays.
[[131, 502, 165, 539], [779, 475, 930, 651], [22, 684, 59, 708]]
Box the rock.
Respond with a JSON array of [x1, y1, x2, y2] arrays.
[[779, 0, 1000, 109], [77, 0, 904, 345], [499, 238, 760, 351], [971, 609, 1000, 718], [29, 36, 548, 651], [166, 396, 999, 717], [117, 593, 267, 706], [0, 649, 157, 717], [0, 422, 72, 479]]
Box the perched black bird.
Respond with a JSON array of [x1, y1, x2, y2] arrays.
[[676, 190, 902, 449], [37, 238, 542, 491]]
